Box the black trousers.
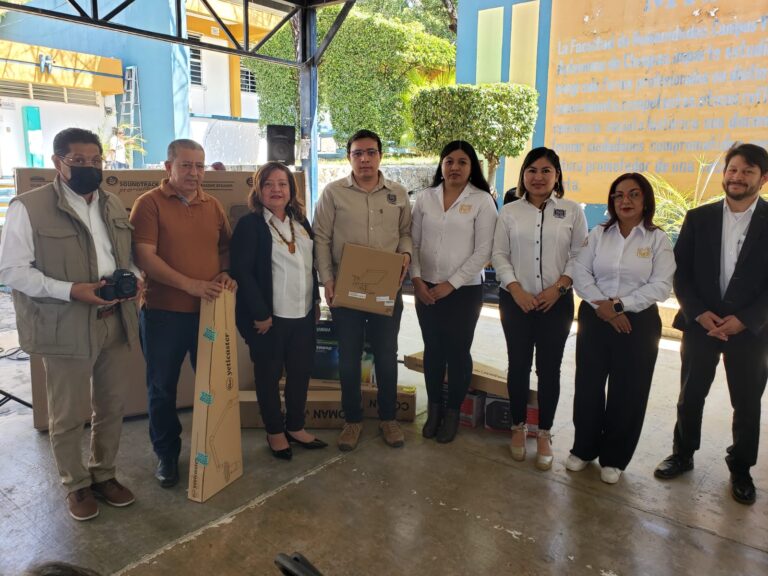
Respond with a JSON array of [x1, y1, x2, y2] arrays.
[[246, 309, 315, 434], [674, 323, 768, 474], [571, 302, 661, 470], [332, 292, 403, 422], [415, 284, 483, 409], [499, 289, 574, 430]]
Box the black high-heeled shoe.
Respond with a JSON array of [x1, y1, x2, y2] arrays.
[[266, 436, 293, 460], [285, 431, 328, 449]]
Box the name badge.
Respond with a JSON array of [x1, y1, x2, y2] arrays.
[[553, 208, 566, 219], [386, 193, 398, 205], [459, 204, 472, 214], [636, 247, 652, 258]]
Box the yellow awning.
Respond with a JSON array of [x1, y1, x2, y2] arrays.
[[0, 39, 123, 95]]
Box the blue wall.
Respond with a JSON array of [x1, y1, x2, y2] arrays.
[[0, 0, 190, 165]]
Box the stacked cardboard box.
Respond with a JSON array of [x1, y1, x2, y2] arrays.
[[404, 351, 539, 436]]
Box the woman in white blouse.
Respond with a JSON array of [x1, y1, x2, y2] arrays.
[[411, 140, 498, 443], [230, 162, 327, 461], [492, 147, 588, 470], [568, 172, 675, 484]]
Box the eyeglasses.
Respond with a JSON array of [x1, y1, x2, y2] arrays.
[[610, 190, 642, 202], [349, 149, 379, 159], [58, 155, 105, 168]]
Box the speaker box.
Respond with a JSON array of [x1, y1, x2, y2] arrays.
[[266, 124, 296, 165]]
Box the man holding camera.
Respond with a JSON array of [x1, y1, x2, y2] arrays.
[[130, 139, 234, 489], [0, 128, 140, 521]]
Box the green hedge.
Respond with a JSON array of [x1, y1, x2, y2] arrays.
[[243, 7, 455, 146], [411, 83, 539, 185]]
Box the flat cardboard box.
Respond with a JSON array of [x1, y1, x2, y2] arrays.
[[404, 351, 509, 398], [188, 290, 243, 503], [333, 244, 404, 316], [14, 168, 262, 427], [240, 384, 416, 428]]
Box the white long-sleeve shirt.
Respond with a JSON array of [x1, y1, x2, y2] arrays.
[[492, 194, 587, 294], [720, 197, 757, 298], [0, 182, 136, 301], [572, 223, 675, 313], [409, 183, 497, 288]]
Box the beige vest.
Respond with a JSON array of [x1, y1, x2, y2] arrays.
[[11, 179, 139, 358]]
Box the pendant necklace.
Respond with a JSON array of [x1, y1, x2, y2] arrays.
[[269, 217, 296, 254]]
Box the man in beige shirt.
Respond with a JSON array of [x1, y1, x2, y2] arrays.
[[314, 129, 412, 451]]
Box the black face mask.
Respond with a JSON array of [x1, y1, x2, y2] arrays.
[[67, 166, 103, 195]]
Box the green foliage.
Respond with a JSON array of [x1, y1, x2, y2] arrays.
[[411, 83, 538, 186], [356, 0, 458, 41], [242, 7, 455, 146], [644, 153, 723, 239]]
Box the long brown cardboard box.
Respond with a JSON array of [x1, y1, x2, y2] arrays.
[[240, 384, 416, 429], [333, 244, 404, 316], [188, 290, 243, 503], [404, 351, 510, 399]]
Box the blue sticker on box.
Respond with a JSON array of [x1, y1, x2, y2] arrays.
[[195, 452, 209, 466], [203, 327, 217, 342], [199, 391, 213, 405]]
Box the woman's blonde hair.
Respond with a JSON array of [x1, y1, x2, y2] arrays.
[[247, 162, 305, 221]]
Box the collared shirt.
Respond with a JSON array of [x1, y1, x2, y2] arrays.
[[0, 180, 130, 301], [264, 208, 314, 318], [720, 197, 757, 297], [492, 194, 587, 294], [313, 172, 413, 284], [130, 178, 231, 313], [410, 182, 497, 288], [572, 223, 675, 313]]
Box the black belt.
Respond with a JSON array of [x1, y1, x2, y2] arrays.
[[97, 303, 119, 319]]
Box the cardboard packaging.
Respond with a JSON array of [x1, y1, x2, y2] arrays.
[[404, 351, 509, 398], [332, 244, 404, 316], [484, 394, 540, 437], [240, 384, 416, 428], [188, 290, 243, 503], [14, 168, 261, 428], [460, 391, 486, 428]]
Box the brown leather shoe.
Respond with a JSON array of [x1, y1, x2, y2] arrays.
[[379, 420, 405, 448], [337, 422, 363, 452], [66, 487, 99, 521], [91, 478, 135, 507]]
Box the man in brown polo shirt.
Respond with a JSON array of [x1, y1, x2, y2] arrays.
[[130, 139, 235, 488]]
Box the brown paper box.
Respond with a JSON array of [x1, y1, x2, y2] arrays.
[[333, 244, 404, 316], [188, 290, 243, 503], [240, 384, 416, 429], [404, 351, 511, 399]]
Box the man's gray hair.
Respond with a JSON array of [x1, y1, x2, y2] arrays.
[[167, 139, 204, 161]]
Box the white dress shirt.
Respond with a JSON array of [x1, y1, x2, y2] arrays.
[[572, 223, 675, 313], [265, 209, 314, 318], [720, 197, 757, 298], [410, 182, 497, 288], [0, 181, 125, 301], [492, 194, 588, 294]]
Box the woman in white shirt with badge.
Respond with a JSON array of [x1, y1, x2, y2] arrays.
[[230, 162, 326, 461], [568, 173, 675, 484], [411, 140, 498, 443], [492, 147, 588, 470]]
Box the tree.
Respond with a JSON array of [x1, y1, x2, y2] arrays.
[[244, 7, 455, 146], [356, 0, 459, 41], [411, 83, 538, 189]]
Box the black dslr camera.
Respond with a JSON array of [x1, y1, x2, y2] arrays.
[[99, 269, 138, 301]]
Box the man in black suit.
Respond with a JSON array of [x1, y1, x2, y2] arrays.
[[654, 143, 768, 505]]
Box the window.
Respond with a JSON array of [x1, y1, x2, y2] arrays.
[[240, 65, 256, 93], [189, 33, 203, 86]]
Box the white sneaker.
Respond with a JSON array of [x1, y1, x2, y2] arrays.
[[565, 453, 589, 472], [600, 466, 622, 484]]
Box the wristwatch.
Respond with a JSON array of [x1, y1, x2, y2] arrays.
[[612, 299, 624, 314], [556, 281, 569, 296]]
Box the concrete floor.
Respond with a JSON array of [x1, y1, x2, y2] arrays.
[[0, 292, 766, 576]]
